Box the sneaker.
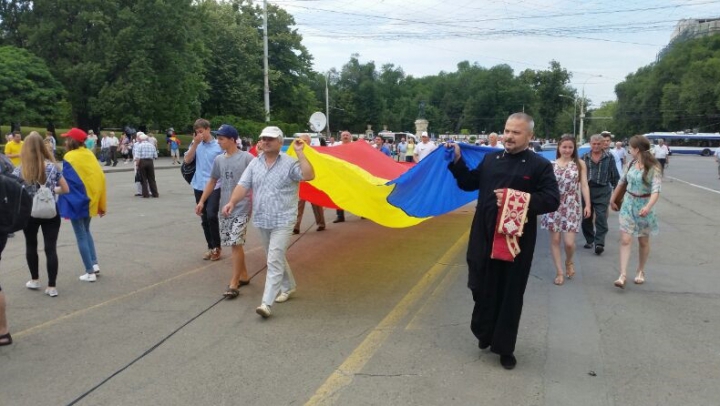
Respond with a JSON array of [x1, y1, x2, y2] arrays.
[[26, 280, 41, 290], [583, 243, 593, 249], [93, 264, 101, 275], [256, 304, 272, 318], [79, 273, 97, 282], [209, 247, 222, 261], [45, 287, 58, 297], [275, 288, 296, 303], [594, 244, 604, 255], [202, 250, 213, 260]]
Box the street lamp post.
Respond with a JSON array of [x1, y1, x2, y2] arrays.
[[558, 94, 577, 138], [577, 74, 602, 144]]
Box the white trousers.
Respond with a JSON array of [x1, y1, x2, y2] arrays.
[[258, 226, 296, 306]]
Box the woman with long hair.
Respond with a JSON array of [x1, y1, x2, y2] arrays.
[[58, 128, 107, 282], [610, 135, 662, 288], [540, 135, 591, 285], [12, 132, 69, 297]]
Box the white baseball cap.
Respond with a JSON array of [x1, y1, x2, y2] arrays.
[[259, 126, 283, 138], [421, 131, 429, 137]]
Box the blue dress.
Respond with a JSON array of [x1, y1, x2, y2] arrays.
[[618, 165, 661, 237]]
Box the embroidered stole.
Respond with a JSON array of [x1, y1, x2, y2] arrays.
[[491, 188, 531, 262]]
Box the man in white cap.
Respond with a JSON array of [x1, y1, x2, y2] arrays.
[[133, 132, 159, 198], [413, 131, 436, 162], [222, 126, 315, 319]]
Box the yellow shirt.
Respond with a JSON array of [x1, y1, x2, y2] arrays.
[[4, 141, 23, 167]]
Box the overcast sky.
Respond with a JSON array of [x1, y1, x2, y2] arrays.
[[274, 0, 720, 109]]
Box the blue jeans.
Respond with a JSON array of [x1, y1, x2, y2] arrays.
[[71, 217, 98, 273]]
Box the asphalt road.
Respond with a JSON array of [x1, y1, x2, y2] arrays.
[[0, 156, 719, 406], [663, 154, 720, 192]]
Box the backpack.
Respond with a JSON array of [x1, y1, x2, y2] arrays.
[[31, 183, 57, 219], [0, 173, 32, 234]]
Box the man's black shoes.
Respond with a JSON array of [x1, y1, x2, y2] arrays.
[[500, 354, 517, 370], [478, 341, 490, 350], [583, 243, 593, 249], [595, 244, 604, 255], [332, 218, 345, 223]]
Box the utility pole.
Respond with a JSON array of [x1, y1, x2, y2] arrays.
[[578, 74, 602, 144], [325, 72, 330, 138], [263, 0, 270, 122], [578, 90, 585, 144], [558, 94, 577, 138]]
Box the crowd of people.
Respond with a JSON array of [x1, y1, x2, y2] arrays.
[[0, 117, 681, 373]]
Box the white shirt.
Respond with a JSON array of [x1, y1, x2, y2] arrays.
[[610, 147, 627, 174], [414, 141, 437, 162], [108, 136, 119, 147], [654, 144, 669, 159]]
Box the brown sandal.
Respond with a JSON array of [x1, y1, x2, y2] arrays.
[[554, 274, 564, 286], [0, 332, 12, 346], [565, 260, 575, 279]]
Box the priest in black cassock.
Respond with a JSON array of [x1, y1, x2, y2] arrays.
[[448, 112, 560, 370]]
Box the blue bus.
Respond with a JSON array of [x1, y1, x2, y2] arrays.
[[644, 132, 720, 156]]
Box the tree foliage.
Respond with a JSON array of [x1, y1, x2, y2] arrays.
[[0, 45, 64, 125], [1, 0, 591, 138], [615, 35, 720, 134]]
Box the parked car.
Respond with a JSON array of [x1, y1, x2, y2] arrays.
[[541, 143, 558, 151]]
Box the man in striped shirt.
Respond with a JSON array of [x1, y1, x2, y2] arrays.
[[222, 126, 315, 319], [133, 132, 159, 198], [581, 134, 620, 255]]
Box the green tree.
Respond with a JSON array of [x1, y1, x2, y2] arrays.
[[0, 0, 30, 47], [616, 35, 720, 134], [0, 46, 64, 126], [520, 61, 573, 138], [586, 101, 617, 137]]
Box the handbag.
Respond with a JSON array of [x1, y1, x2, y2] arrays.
[[31, 183, 57, 219], [612, 159, 634, 211], [180, 159, 195, 185]]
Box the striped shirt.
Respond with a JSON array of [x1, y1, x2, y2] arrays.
[[238, 153, 303, 229], [582, 151, 619, 188], [133, 141, 157, 160]]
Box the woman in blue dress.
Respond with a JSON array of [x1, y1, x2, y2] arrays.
[[610, 135, 662, 288]]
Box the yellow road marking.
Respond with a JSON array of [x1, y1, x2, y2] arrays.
[[304, 231, 469, 406], [13, 246, 263, 339], [404, 262, 464, 331]]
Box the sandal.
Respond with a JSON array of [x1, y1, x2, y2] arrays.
[[614, 275, 626, 289], [239, 280, 250, 287], [565, 260, 575, 279], [554, 274, 564, 286], [223, 287, 240, 299], [0, 332, 12, 346], [634, 271, 645, 285]]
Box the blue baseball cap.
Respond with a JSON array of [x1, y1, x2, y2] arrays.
[[213, 124, 239, 140]]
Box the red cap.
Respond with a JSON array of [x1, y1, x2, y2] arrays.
[[61, 128, 88, 143]]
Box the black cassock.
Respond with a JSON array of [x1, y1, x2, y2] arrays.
[[450, 148, 559, 355]]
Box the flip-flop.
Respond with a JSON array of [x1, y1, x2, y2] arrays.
[[239, 280, 250, 286], [0, 332, 12, 346]]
